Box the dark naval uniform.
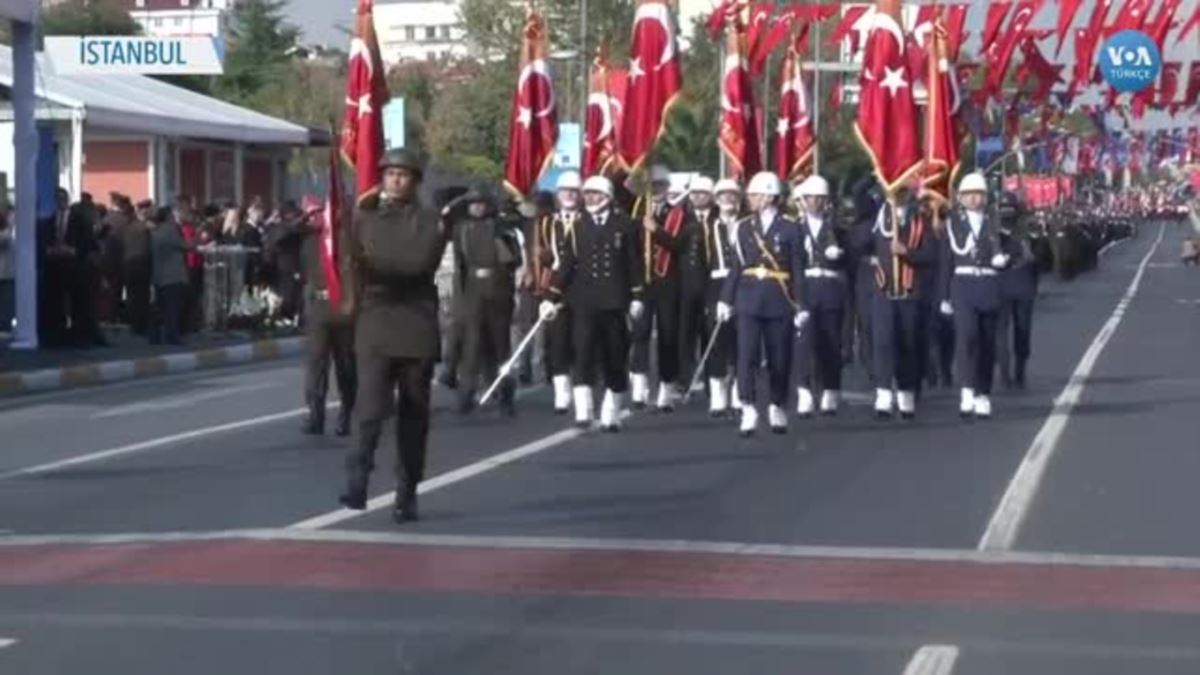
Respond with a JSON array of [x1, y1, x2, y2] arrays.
[[341, 152, 448, 522], [676, 205, 720, 387], [793, 211, 849, 405], [547, 206, 643, 399], [939, 207, 1006, 407], [451, 198, 522, 414], [859, 201, 938, 407], [630, 197, 682, 406], [923, 217, 955, 389], [996, 214, 1038, 389], [722, 211, 806, 411], [533, 208, 579, 389], [300, 218, 356, 436], [704, 210, 739, 387]]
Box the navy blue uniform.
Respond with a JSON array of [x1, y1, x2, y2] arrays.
[[939, 208, 1006, 396], [630, 199, 681, 388], [857, 203, 938, 394], [705, 212, 739, 381], [721, 211, 807, 407], [547, 208, 643, 394], [793, 213, 848, 394], [923, 223, 955, 388], [996, 221, 1038, 385]]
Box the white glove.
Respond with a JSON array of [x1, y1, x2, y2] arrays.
[[538, 300, 560, 321], [991, 253, 1010, 269], [824, 245, 843, 260], [715, 301, 733, 323], [793, 311, 811, 329], [629, 300, 645, 320], [939, 300, 953, 316]]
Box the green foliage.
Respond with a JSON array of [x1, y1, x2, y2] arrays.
[[654, 19, 720, 175], [213, 0, 300, 106], [39, 0, 141, 38], [459, 0, 633, 63], [423, 60, 514, 178]]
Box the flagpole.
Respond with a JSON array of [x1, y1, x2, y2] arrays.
[[719, 34, 728, 178], [579, 0, 588, 157], [812, 14, 822, 175]]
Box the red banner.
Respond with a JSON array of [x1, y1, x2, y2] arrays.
[[619, 0, 682, 173], [719, 22, 762, 179], [504, 7, 558, 196], [854, 0, 921, 193], [340, 0, 389, 202]]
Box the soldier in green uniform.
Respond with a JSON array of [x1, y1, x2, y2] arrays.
[[450, 186, 522, 416], [299, 197, 355, 437], [340, 149, 448, 524]]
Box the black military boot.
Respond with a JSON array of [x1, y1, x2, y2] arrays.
[[392, 485, 419, 524], [335, 407, 353, 437], [457, 391, 477, 415], [499, 383, 517, 419], [301, 402, 325, 435], [338, 469, 368, 510]]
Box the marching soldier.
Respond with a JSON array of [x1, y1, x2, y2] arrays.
[[300, 196, 355, 437], [792, 175, 848, 417], [675, 176, 719, 404], [532, 172, 583, 414], [630, 164, 683, 411], [450, 187, 522, 417], [939, 172, 1008, 419], [717, 172, 807, 437], [996, 194, 1038, 390], [541, 176, 644, 431], [859, 181, 938, 419], [703, 179, 744, 416], [340, 149, 448, 524], [922, 197, 955, 391]]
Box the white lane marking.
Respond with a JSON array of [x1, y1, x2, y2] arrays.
[[13, 527, 1200, 572], [1098, 238, 1128, 257], [903, 646, 959, 675], [0, 405, 336, 481], [979, 222, 1165, 551], [0, 637, 16, 649], [287, 413, 616, 530], [90, 382, 279, 419]]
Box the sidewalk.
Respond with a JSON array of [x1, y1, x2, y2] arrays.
[[0, 325, 305, 397]]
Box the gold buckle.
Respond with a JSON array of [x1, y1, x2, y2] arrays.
[[753, 268, 767, 280]]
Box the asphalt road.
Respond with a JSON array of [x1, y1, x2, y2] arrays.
[[1, 221, 1199, 674]]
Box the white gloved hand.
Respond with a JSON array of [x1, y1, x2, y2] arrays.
[[991, 253, 1010, 269], [939, 300, 953, 316], [794, 311, 811, 329], [715, 301, 733, 323], [629, 300, 645, 321], [538, 300, 560, 321], [824, 245, 843, 260]]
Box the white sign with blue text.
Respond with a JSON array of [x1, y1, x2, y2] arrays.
[[44, 36, 225, 75]]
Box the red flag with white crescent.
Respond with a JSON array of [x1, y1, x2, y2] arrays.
[[981, 1, 1013, 55], [1185, 62, 1200, 106], [719, 22, 762, 179], [854, 0, 921, 194], [1179, 4, 1200, 46], [340, 0, 389, 203], [985, 0, 1044, 100], [1146, 0, 1183, 55], [583, 49, 628, 178], [827, 5, 870, 53], [774, 37, 815, 180], [922, 16, 961, 205], [619, 0, 682, 173], [1159, 62, 1183, 107], [320, 144, 344, 311], [1053, 0, 1085, 57], [504, 7, 558, 197]]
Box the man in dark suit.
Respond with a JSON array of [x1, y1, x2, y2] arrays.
[[340, 149, 448, 524]]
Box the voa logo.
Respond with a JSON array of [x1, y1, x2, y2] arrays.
[[1100, 30, 1161, 93]]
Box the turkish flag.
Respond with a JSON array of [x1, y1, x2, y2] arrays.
[[906, 4, 939, 85], [320, 142, 345, 311], [340, 0, 389, 203], [583, 52, 628, 179], [944, 4, 969, 61], [854, 0, 921, 193], [504, 7, 558, 197], [719, 24, 762, 179], [619, 0, 682, 173], [985, 0, 1044, 100], [753, 7, 809, 77], [1185, 62, 1200, 105], [745, 3, 775, 64], [1159, 62, 1183, 107], [827, 5, 870, 53], [1179, 4, 1200, 46], [1146, 0, 1183, 54], [981, 1, 1013, 55], [705, 0, 737, 40], [1054, 0, 1085, 57], [1107, 0, 1153, 35], [775, 37, 815, 180], [922, 16, 961, 205]]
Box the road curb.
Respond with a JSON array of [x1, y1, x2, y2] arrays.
[[0, 336, 306, 397]]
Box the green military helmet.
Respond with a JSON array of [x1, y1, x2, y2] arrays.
[[378, 148, 425, 178]]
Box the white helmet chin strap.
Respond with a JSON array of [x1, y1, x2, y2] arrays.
[[585, 199, 610, 215]]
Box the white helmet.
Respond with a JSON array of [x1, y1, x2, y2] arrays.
[[796, 175, 830, 198], [958, 172, 988, 194], [581, 175, 614, 198], [689, 176, 716, 194], [649, 164, 671, 184], [556, 170, 582, 191], [746, 171, 782, 197], [668, 174, 690, 195], [714, 179, 742, 195]]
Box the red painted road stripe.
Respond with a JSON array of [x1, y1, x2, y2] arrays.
[[3, 540, 1200, 615]]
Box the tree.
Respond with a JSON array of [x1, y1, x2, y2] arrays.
[[38, 0, 141, 39], [213, 0, 301, 106], [423, 59, 513, 180], [460, 0, 633, 63]]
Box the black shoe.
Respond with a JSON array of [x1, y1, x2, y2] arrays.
[[875, 410, 894, 420], [438, 371, 458, 390], [900, 411, 916, 421], [574, 419, 592, 429], [631, 401, 647, 411], [335, 409, 352, 437], [301, 408, 325, 435], [457, 394, 476, 415], [392, 489, 418, 523], [770, 426, 787, 435], [554, 406, 570, 416], [499, 396, 517, 419]]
